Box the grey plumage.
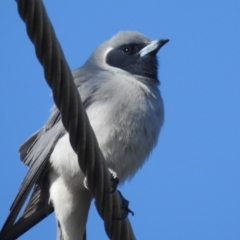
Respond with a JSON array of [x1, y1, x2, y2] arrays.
[[0, 31, 168, 240]]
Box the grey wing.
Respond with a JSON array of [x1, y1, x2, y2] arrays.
[[0, 109, 66, 240], [0, 70, 94, 240]]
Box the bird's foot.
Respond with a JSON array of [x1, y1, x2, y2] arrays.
[[115, 190, 134, 220], [83, 168, 119, 193]]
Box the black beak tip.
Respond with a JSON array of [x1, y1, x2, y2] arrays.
[[159, 38, 170, 46]]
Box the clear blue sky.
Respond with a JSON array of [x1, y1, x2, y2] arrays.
[[1, 1, 240, 239]]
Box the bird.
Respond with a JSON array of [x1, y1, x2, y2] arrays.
[[0, 31, 168, 240]]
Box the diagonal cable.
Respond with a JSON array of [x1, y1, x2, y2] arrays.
[[16, 0, 136, 239]]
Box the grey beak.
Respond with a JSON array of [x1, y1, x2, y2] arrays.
[[139, 39, 169, 57]]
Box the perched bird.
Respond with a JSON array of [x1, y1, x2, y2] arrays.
[[0, 31, 168, 240]]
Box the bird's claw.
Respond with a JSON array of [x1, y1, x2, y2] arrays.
[[83, 176, 89, 190], [115, 190, 134, 220]]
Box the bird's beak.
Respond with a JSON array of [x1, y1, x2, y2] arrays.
[[139, 39, 169, 57]]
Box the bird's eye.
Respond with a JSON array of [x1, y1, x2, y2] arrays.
[[122, 46, 131, 54]]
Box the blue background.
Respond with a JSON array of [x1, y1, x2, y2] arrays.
[[1, 1, 240, 239]]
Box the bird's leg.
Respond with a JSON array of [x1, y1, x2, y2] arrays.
[[109, 168, 119, 193]]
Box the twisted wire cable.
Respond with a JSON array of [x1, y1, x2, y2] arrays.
[[16, 0, 136, 239]]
